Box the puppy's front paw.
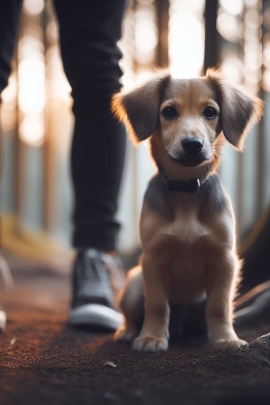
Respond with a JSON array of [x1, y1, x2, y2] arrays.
[[114, 325, 138, 342], [132, 335, 168, 352], [211, 338, 248, 351]]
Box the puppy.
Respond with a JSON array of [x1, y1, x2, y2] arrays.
[[112, 69, 264, 352]]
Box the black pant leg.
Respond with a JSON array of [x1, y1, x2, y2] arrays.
[[0, 0, 23, 97], [53, 1, 127, 251]]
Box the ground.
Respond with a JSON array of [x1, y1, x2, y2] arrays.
[[0, 254, 269, 405]]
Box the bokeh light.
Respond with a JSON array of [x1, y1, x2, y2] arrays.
[[135, 5, 158, 65], [169, 0, 205, 78], [19, 115, 44, 147], [18, 57, 45, 115], [221, 55, 243, 84], [220, 0, 244, 16], [23, 0, 45, 16], [17, 33, 46, 146], [217, 13, 242, 42]]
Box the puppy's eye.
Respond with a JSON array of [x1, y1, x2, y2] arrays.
[[162, 106, 177, 119], [204, 107, 217, 120]]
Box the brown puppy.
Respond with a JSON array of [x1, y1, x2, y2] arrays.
[[112, 69, 264, 352]]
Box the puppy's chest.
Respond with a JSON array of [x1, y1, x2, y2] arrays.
[[164, 204, 208, 243], [156, 205, 211, 302], [154, 203, 213, 302], [141, 192, 223, 253]]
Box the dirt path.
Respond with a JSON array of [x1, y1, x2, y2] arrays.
[[0, 256, 269, 405]]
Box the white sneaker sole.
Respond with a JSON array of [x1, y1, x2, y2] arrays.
[[0, 310, 6, 332], [69, 304, 124, 330]]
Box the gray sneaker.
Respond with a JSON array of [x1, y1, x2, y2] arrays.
[[69, 248, 125, 330]]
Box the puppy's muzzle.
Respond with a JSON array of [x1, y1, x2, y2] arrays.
[[169, 136, 209, 167], [181, 137, 204, 155]]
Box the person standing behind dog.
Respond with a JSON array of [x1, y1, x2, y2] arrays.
[[0, 0, 127, 330]]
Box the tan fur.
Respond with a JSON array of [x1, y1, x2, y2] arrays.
[[112, 69, 264, 352]]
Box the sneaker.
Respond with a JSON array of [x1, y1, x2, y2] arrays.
[[69, 248, 125, 330]]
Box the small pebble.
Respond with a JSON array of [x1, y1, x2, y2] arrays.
[[104, 361, 117, 369], [10, 337, 16, 345]]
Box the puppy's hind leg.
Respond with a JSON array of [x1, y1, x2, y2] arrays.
[[114, 266, 144, 342]]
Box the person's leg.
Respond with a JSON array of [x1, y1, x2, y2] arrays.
[[0, 0, 23, 97], [53, 0, 126, 252], [53, 0, 127, 329], [0, 0, 23, 331]]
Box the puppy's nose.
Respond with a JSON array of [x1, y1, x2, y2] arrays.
[[181, 137, 204, 154]]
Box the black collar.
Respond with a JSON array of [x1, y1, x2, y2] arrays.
[[160, 176, 202, 193]]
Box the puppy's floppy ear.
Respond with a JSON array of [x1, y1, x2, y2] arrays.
[[206, 69, 264, 150], [112, 73, 171, 144]]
